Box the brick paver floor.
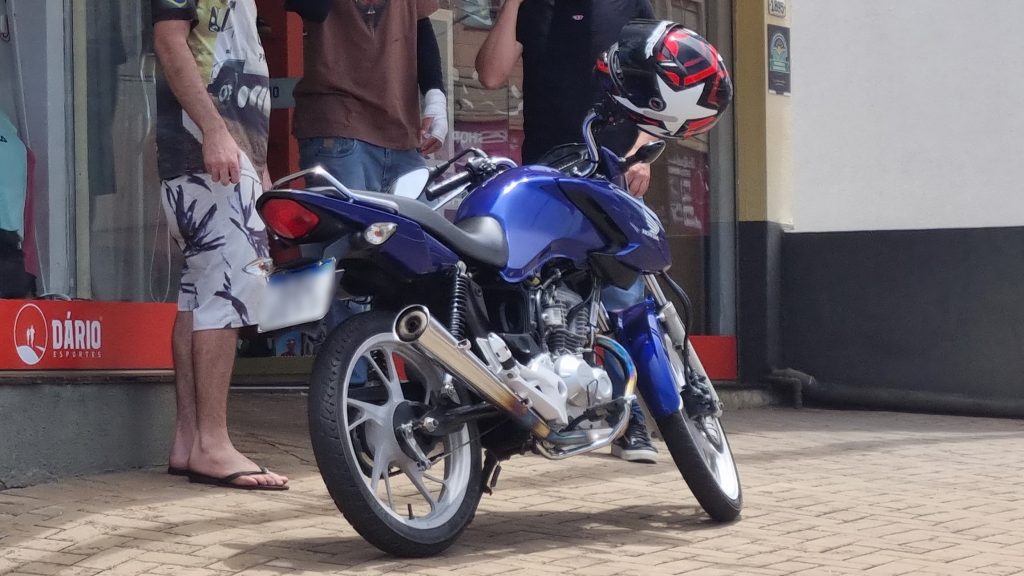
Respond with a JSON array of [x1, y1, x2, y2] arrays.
[[3, 393, 1024, 575]]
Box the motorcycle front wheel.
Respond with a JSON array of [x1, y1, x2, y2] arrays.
[[308, 310, 483, 557], [656, 339, 743, 522]]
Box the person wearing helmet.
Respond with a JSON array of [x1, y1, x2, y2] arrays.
[[476, 0, 657, 197], [476, 0, 660, 464]]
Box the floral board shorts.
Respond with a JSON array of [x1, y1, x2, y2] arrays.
[[161, 156, 269, 331]]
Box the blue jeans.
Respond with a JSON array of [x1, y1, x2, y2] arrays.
[[299, 137, 425, 193], [602, 278, 648, 425]]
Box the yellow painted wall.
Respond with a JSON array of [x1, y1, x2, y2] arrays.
[[735, 0, 792, 226]]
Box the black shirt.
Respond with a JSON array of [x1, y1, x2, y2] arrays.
[[516, 0, 655, 164]]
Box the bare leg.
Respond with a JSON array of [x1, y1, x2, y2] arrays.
[[168, 311, 196, 470], [187, 327, 288, 487]]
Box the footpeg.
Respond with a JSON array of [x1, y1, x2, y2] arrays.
[[487, 465, 502, 494], [481, 451, 505, 495]]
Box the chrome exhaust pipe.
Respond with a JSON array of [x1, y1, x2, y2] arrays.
[[394, 305, 638, 450], [395, 305, 553, 439]]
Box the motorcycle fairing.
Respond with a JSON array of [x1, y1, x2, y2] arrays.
[[454, 167, 606, 281], [454, 166, 672, 283], [611, 298, 683, 419]]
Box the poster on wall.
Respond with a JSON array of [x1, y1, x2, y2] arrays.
[[452, 120, 523, 164], [660, 146, 710, 237], [767, 25, 791, 95]]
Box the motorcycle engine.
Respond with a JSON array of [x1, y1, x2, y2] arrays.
[[538, 284, 615, 427], [480, 281, 615, 429]]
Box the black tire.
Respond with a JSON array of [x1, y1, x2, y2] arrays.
[[657, 410, 742, 522], [308, 310, 483, 557], [656, 343, 742, 522]]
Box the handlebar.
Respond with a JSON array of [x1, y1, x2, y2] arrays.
[[425, 170, 474, 201], [423, 156, 519, 203]]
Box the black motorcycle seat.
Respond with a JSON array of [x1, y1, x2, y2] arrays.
[[356, 190, 509, 269]]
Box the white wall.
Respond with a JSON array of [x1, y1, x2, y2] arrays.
[[792, 1, 1024, 233]]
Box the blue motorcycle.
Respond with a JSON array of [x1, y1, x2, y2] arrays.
[[255, 108, 741, 557]]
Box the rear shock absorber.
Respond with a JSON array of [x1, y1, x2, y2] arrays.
[[450, 262, 470, 341]]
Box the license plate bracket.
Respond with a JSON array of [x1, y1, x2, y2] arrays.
[[256, 258, 337, 333]]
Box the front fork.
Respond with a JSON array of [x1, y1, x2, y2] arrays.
[[642, 274, 686, 348], [606, 274, 718, 420]]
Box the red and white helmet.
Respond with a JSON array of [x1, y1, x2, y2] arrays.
[[597, 20, 733, 139]]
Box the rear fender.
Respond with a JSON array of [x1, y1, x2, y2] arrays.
[[258, 190, 459, 276], [611, 298, 682, 419]]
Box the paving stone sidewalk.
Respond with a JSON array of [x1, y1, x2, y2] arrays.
[[3, 394, 1024, 576]]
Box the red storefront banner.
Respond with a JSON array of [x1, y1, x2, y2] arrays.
[[0, 300, 175, 370], [0, 300, 736, 380]]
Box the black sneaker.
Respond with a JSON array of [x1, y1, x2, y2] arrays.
[[611, 415, 659, 464]]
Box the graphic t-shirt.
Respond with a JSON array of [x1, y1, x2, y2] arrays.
[[293, 0, 439, 150], [153, 0, 270, 180]]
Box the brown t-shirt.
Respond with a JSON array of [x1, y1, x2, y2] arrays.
[[293, 0, 438, 150]]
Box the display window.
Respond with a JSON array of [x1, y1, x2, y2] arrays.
[[0, 0, 734, 378]]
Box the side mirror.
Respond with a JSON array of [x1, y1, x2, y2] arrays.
[[392, 167, 431, 199], [624, 140, 666, 168]]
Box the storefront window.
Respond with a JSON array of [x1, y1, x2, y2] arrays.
[[1, 1, 73, 299], [447, 1, 522, 163], [62, 0, 730, 326], [74, 1, 179, 303], [647, 0, 736, 336]]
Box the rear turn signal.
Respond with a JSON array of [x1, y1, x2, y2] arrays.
[[260, 199, 320, 240], [364, 222, 398, 246]]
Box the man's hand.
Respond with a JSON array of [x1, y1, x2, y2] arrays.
[[626, 162, 651, 197], [203, 127, 242, 186], [624, 130, 659, 197], [420, 88, 448, 156], [420, 117, 443, 155]]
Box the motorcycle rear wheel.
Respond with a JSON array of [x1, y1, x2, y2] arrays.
[[308, 310, 483, 557], [656, 340, 743, 522]]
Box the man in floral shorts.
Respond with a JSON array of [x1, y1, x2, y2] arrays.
[[153, 0, 287, 489]]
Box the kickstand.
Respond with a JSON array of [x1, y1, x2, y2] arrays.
[[480, 451, 504, 496]]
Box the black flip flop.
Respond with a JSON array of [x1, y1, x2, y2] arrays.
[[167, 466, 189, 476], [187, 466, 290, 491]]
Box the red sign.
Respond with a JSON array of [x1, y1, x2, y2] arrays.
[[690, 336, 738, 381], [0, 301, 175, 370]]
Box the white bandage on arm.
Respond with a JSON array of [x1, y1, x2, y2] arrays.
[[422, 88, 449, 144]]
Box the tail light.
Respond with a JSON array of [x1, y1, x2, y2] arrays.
[[260, 198, 320, 240]]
